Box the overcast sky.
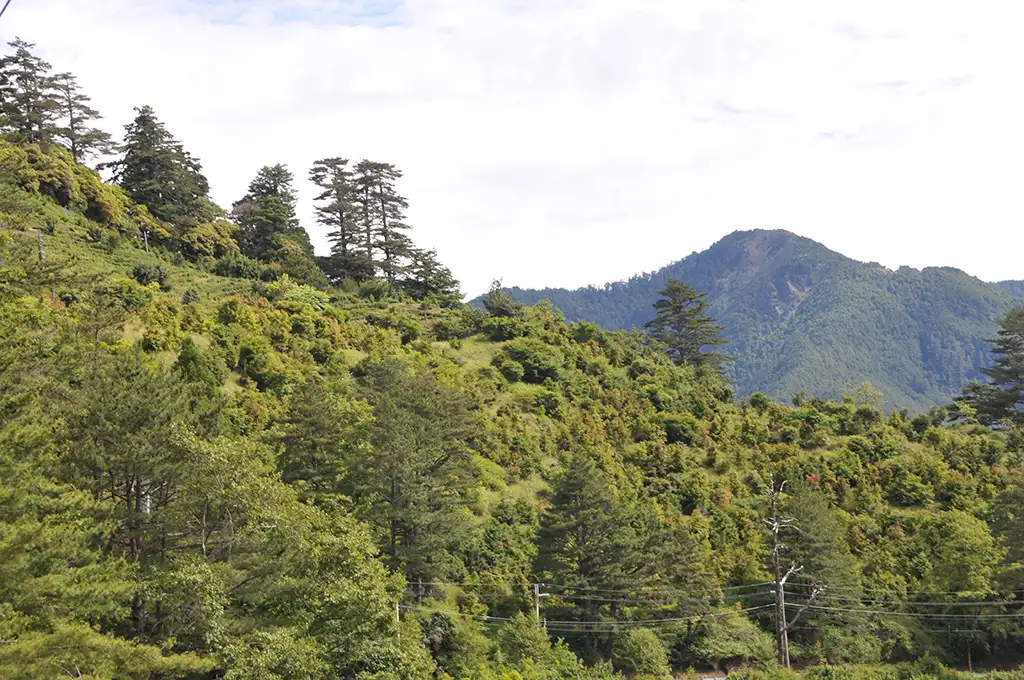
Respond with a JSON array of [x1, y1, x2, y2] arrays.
[[3, 0, 1022, 297]]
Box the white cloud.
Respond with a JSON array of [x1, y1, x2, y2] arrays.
[[3, 0, 1022, 297]]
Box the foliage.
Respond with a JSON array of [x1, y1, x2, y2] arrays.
[[3, 91, 1024, 679], [496, 230, 1024, 411], [612, 628, 671, 677], [645, 278, 729, 371], [956, 307, 1024, 426]]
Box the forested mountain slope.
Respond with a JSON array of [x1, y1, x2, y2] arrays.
[[4, 38, 1024, 680], [999, 280, 1024, 297], [498, 230, 1024, 411]]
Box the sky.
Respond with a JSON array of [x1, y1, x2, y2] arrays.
[[2, 0, 1022, 298]]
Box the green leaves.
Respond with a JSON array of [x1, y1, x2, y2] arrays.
[[644, 279, 729, 372]]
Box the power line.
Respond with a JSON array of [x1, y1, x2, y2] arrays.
[[398, 602, 775, 630], [811, 596, 1024, 608], [0, 0, 12, 21], [785, 603, 1024, 619], [788, 577, 1024, 598]]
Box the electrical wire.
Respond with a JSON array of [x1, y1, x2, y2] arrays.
[[399, 602, 775, 631], [0, 0, 12, 21], [787, 577, 1024, 598], [784, 603, 1024, 619]]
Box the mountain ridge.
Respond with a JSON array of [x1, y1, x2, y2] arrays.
[[490, 229, 1024, 410]]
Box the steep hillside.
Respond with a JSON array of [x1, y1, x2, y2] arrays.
[[499, 230, 1024, 411], [999, 280, 1024, 297]]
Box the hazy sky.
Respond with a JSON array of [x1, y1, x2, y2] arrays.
[[3, 0, 1022, 297]]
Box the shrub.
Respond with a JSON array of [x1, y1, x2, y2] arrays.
[[481, 280, 524, 318], [99, 277, 154, 312], [217, 298, 257, 328], [501, 338, 562, 384], [433, 306, 486, 340], [131, 263, 170, 290], [213, 251, 263, 280], [483, 315, 531, 341], [358, 278, 390, 301], [237, 336, 294, 393], [659, 412, 702, 445], [613, 628, 671, 678], [491, 356, 525, 383], [366, 310, 421, 345]]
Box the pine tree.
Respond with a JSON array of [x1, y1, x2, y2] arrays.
[[105, 105, 214, 228], [350, 359, 480, 584], [401, 248, 460, 302], [372, 163, 413, 284], [51, 72, 114, 163], [0, 38, 60, 144], [645, 279, 729, 370], [233, 164, 306, 259], [351, 160, 414, 283], [957, 308, 1024, 426], [310, 157, 372, 282]]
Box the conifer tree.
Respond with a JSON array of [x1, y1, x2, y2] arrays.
[[645, 279, 729, 370], [957, 308, 1024, 426], [352, 160, 414, 283], [0, 38, 60, 144], [233, 164, 307, 259], [51, 72, 114, 163], [401, 248, 460, 302], [105, 105, 214, 228], [310, 157, 371, 281], [372, 162, 413, 284]]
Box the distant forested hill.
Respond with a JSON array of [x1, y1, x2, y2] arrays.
[[999, 280, 1024, 297], [494, 230, 1024, 410]]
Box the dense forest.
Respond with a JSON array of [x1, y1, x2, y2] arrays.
[[497, 230, 1024, 412], [3, 37, 1024, 680]]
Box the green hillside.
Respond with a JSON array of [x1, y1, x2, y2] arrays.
[[4, 38, 1024, 680], [499, 230, 1024, 411]]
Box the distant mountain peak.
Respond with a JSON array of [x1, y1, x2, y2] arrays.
[[494, 229, 1024, 411]]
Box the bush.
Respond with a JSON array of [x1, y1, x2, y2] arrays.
[[659, 412, 701, 445], [613, 628, 671, 678], [433, 306, 486, 340], [492, 356, 525, 382], [99, 277, 154, 312], [130, 263, 170, 290], [501, 338, 563, 384], [483, 315, 531, 341], [358, 278, 390, 301], [213, 251, 263, 280], [366, 310, 421, 345]]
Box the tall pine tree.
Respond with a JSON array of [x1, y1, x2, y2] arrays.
[[645, 279, 729, 371], [0, 38, 60, 144], [310, 157, 371, 282], [233, 164, 305, 259], [233, 164, 325, 286], [351, 160, 414, 284], [105, 105, 214, 228], [51, 72, 113, 163]]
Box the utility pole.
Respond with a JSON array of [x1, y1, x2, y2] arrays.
[[766, 474, 797, 668], [395, 601, 401, 640], [765, 474, 821, 669], [533, 583, 549, 627], [143, 230, 150, 254], [33, 228, 43, 261]]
